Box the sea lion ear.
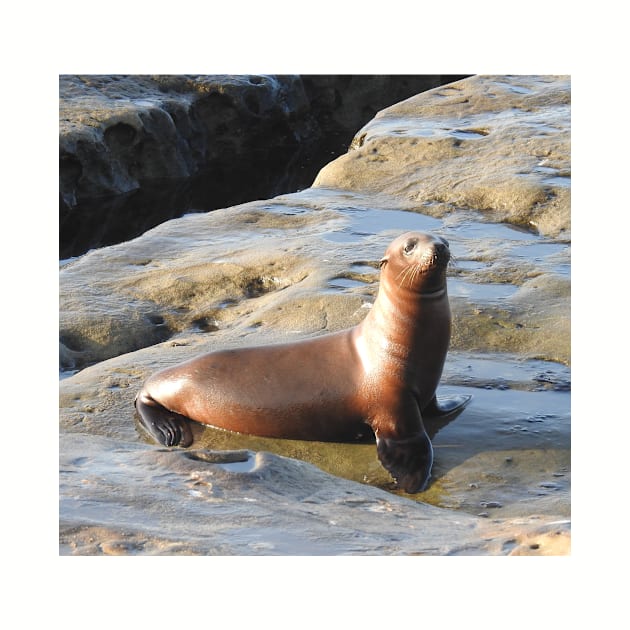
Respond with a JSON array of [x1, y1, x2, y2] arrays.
[[379, 257, 388, 269]]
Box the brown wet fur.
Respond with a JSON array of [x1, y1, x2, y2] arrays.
[[135, 231, 471, 492]]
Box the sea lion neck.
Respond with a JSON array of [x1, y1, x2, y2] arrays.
[[353, 260, 451, 378]]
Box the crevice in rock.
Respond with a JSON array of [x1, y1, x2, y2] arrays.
[[59, 75, 470, 258]]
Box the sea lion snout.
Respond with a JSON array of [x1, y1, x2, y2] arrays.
[[426, 239, 450, 267], [434, 239, 449, 258]]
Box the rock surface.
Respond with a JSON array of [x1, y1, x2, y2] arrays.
[[59, 75, 570, 555], [60, 74, 466, 257], [60, 435, 569, 556], [315, 74, 570, 238]]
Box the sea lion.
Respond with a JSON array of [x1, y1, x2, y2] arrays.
[[135, 231, 471, 492]]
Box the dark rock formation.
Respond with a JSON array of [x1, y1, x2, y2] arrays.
[[59, 74, 468, 257]]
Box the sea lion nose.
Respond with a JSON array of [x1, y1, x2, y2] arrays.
[[435, 241, 448, 256]]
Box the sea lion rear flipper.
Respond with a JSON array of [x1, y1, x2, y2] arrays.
[[422, 394, 472, 421], [135, 392, 193, 448], [375, 430, 434, 493]]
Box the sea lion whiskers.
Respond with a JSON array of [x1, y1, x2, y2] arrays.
[[395, 262, 424, 289], [409, 261, 423, 288], [395, 254, 440, 289], [395, 263, 417, 288]]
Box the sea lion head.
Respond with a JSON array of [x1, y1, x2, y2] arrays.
[[379, 231, 450, 296]]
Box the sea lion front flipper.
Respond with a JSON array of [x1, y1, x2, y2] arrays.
[[422, 394, 472, 421], [134, 392, 193, 448], [375, 430, 434, 493]]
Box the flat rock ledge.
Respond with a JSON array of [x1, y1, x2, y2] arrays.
[[315, 74, 570, 238]]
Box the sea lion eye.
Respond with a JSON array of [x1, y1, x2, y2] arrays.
[[403, 240, 417, 255]]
